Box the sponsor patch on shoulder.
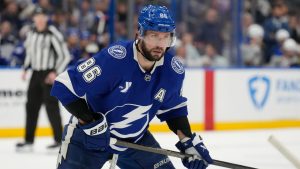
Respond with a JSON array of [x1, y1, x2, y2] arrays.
[[171, 56, 184, 74], [108, 45, 126, 59]]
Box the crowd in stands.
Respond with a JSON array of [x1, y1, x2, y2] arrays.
[[1, 0, 300, 68]]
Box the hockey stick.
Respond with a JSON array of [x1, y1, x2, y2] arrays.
[[268, 135, 300, 169], [111, 139, 257, 169]]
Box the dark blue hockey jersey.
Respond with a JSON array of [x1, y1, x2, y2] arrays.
[[51, 40, 188, 146]]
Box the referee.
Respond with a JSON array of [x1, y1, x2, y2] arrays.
[[16, 7, 71, 151]]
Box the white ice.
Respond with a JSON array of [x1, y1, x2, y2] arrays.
[[1, 128, 300, 169]]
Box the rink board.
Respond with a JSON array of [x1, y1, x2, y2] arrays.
[[0, 68, 300, 137]]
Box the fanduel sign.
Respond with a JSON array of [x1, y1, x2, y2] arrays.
[[248, 75, 271, 110]]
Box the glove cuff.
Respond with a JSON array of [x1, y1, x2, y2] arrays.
[[175, 141, 184, 151], [175, 137, 192, 151], [191, 133, 204, 146], [80, 114, 108, 136]]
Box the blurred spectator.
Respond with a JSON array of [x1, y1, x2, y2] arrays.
[[115, 22, 127, 41], [242, 12, 254, 41], [0, 57, 9, 65], [92, 1, 109, 46], [0, 0, 299, 68], [0, 0, 5, 12], [10, 25, 31, 66], [263, 1, 290, 63], [181, 0, 207, 34], [1, 1, 22, 33], [51, 10, 68, 34], [200, 43, 229, 67], [62, 0, 77, 12], [181, 32, 202, 67], [117, 1, 127, 23], [38, 0, 54, 15], [269, 38, 299, 67], [49, 0, 62, 9], [174, 40, 186, 61], [288, 12, 300, 43], [0, 21, 17, 65], [242, 24, 264, 66], [244, 0, 271, 25], [196, 8, 224, 54], [276, 29, 290, 42], [66, 28, 82, 66], [79, 30, 91, 51], [19, 2, 36, 21], [81, 42, 99, 59], [72, 0, 95, 31], [271, 29, 290, 58]]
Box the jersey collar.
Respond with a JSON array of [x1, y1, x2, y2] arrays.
[[133, 40, 164, 74]]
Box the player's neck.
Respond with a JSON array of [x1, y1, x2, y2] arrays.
[[137, 52, 155, 72], [136, 44, 156, 72]]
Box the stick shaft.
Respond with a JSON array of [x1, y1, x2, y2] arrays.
[[268, 135, 300, 169], [115, 139, 257, 169]]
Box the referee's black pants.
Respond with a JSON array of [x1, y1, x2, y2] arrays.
[[25, 70, 62, 143]]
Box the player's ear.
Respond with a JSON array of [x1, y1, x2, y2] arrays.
[[137, 32, 142, 39], [137, 24, 148, 38], [135, 33, 142, 43], [135, 30, 144, 43], [137, 30, 143, 39]]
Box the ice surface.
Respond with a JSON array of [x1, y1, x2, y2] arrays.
[[1, 128, 299, 169]]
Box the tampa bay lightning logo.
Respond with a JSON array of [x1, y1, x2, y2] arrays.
[[171, 56, 184, 74], [105, 104, 152, 138], [108, 45, 126, 59], [248, 76, 271, 109]]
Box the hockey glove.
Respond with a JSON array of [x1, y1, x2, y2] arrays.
[[175, 133, 213, 169], [78, 113, 110, 150]]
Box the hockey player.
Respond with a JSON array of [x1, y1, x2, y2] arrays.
[[51, 5, 213, 169]]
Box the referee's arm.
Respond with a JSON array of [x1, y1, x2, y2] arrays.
[[49, 26, 71, 74], [23, 31, 33, 71]]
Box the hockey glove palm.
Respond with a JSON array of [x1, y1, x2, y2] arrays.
[[78, 113, 110, 150], [176, 133, 213, 169]]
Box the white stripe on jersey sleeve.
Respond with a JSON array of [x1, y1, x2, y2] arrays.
[[55, 71, 81, 98], [156, 102, 187, 115]]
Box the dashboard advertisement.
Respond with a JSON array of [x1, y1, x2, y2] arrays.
[[215, 69, 300, 122], [0, 68, 299, 135]]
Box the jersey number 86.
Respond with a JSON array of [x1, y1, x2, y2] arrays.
[[77, 58, 102, 83]]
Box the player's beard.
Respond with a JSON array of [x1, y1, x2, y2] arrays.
[[140, 40, 165, 62]]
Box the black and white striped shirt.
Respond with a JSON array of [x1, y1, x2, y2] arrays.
[[23, 25, 71, 73]]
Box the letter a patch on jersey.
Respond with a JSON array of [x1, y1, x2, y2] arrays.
[[154, 88, 166, 102]]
